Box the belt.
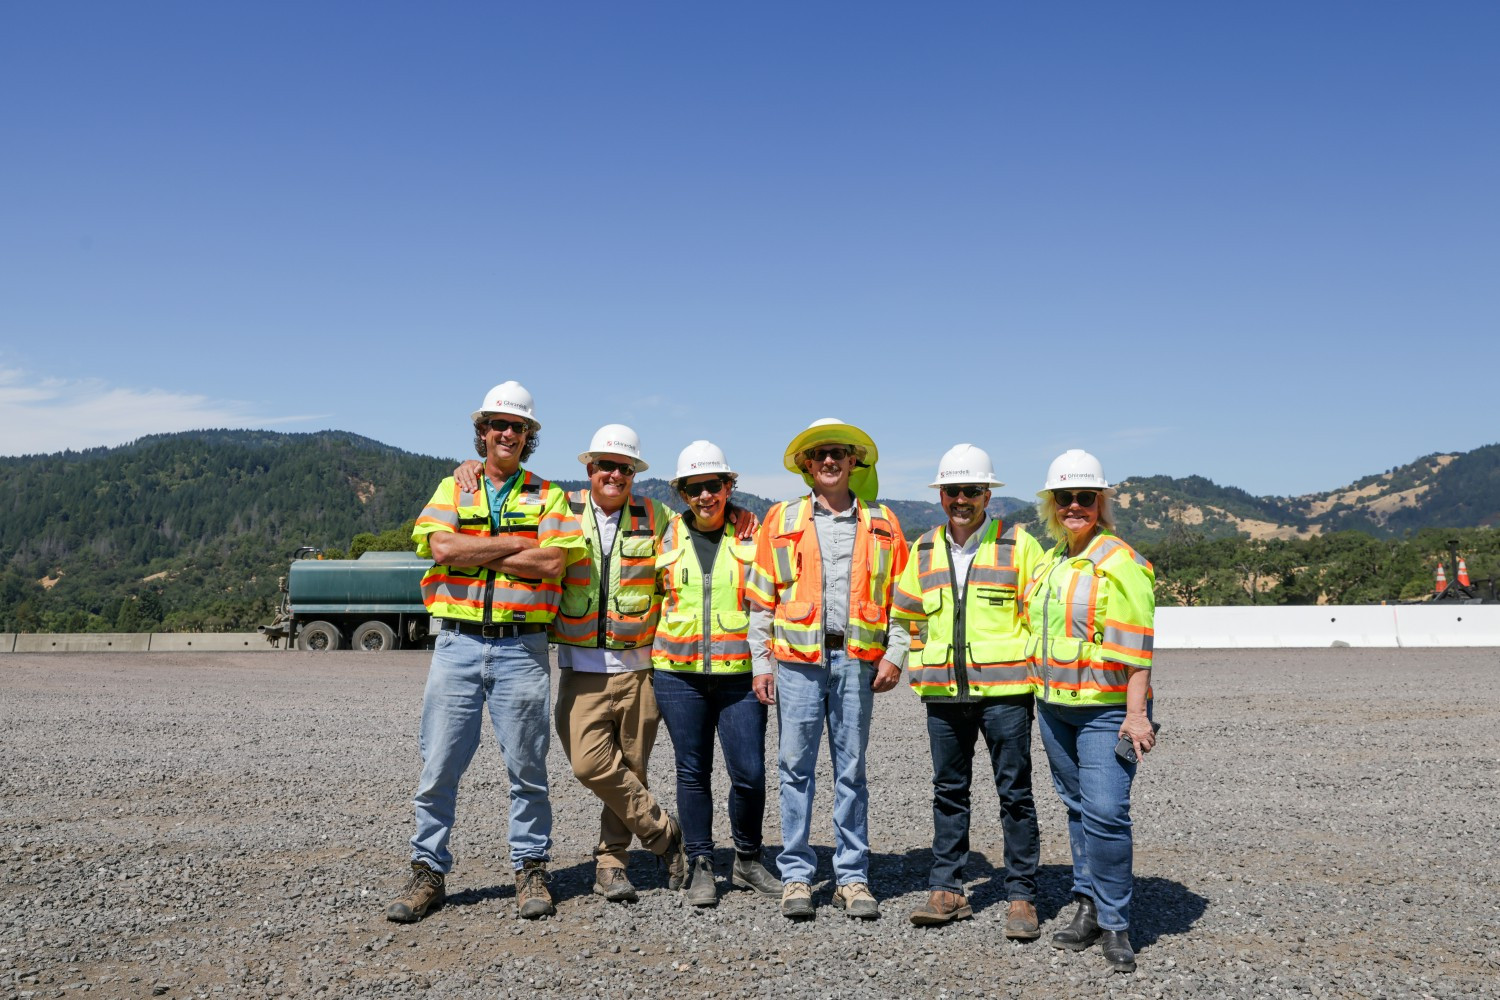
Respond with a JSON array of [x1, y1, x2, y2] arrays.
[[824, 632, 845, 650], [440, 620, 547, 639]]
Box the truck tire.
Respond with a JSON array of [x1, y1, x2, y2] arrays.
[[352, 620, 397, 653], [297, 620, 343, 652]]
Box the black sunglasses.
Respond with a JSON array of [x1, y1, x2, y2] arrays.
[[1052, 489, 1098, 508], [680, 477, 729, 497], [807, 446, 851, 463], [942, 485, 988, 499], [478, 417, 529, 435], [593, 459, 636, 475]]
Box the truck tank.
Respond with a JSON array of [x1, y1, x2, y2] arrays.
[[287, 551, 431, 613]]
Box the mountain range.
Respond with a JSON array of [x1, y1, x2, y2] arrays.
[[2, 430, 1495, 631]]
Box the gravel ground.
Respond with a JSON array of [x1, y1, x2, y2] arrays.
[[3, 648, 1498, 1000]]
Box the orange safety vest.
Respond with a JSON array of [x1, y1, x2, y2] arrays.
[[745, 495, 908, 664], [549, 490, 670, 650], [412, 470, 580, 624], [652, 514, 756, 673]]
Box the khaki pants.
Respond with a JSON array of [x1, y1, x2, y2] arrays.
[[554, 667, 671, 870]]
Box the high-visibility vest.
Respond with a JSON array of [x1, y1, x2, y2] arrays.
[[651, 515, 757, 673], [891, 518, 1043, 699], [412, 470, 582, 624], [1022, 530, 1155, 706], [549, 490, 671, 650], [745, 495, 908, 664]]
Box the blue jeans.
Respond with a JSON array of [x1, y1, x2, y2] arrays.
[[652, 669, 768, 861], [774, 652, 874, 886], [409, 628, 553, 873], [1035, 700, 1144, 930], [925, 697, 1039, 899]]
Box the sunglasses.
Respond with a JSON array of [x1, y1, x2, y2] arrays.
[[1052, 489, 1098, 508], [942, 485, 988, 499], [680, 477, 729, 497], [593, 459, 636, 475], [478, 417, 529, 435], [807, 446, 851, 463]]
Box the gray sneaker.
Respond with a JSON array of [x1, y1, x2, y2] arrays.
[[593, 866, 639, 903], [730, 853, 782, 896], [658, 813, 689, 890], [684, 856, 718, 907]]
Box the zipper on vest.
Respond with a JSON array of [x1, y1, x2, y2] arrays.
[[948, 530, 970, 702], [595, 513, 611, 649], [700, 546, 713, 672]]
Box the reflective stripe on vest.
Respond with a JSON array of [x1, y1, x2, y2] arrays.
[[745, 496, 906, 664], [651, 515, 756, 673], [894, 519, 1031, 699], [1024, 531, 1155, 706], [416, 470, 568, 624], [549, 490, 667, 649]]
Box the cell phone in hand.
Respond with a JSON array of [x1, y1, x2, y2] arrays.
[[1114, 722, 1162, 764]]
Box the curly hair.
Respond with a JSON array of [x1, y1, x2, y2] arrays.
[[1037, 490, 1116, 544], [473, 424, 540, 463]]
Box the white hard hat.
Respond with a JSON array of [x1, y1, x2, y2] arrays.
[[929, 443, 1004, 489], [470, 380, 540, 429], [579, 423, 649, 473], [674, 440, 736, 481], [1039, 449, 1111, 497]]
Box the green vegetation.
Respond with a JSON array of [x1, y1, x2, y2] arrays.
[[1, 431, 1494, 632]]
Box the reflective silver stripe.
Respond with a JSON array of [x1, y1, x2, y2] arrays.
[[1070, 574, 1097, 639], [968, 566, 1017, 586], [776, 623, 820, 647], [1103, 624, 1152, 654], [891, 588, 924, 615]]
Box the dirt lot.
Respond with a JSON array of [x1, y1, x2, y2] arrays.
[[2, 649, 1498, 999]]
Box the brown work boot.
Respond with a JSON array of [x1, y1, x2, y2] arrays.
[[909, 889, 972, 926], [1004, 899, 1041, 940], [515, 859, 556, 919], [593, 866, 639, 903], [386, 861, 445, 923], [657, 813, 689, 890], [831, 882, 880, 919]]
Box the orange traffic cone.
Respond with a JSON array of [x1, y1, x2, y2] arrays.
[[1457, 557, 1471, 587], [1435, 562, 1447, 594]]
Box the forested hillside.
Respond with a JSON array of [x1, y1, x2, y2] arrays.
[[1, 431, 1495, 632]]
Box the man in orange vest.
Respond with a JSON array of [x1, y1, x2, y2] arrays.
[[388, 381, 586, 924], [746, 418, 910, 920]]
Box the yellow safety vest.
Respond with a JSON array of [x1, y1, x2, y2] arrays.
[[652, 515, 757, 673], [745, 495, 908, 664], [1022, 530, 1155, 706], [550, 490, 671, 650], [412, 470, 582, 624], [892, 518, 1043, 699]]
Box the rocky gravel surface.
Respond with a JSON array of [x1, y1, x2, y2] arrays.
[[3, 648, 1498, 999]]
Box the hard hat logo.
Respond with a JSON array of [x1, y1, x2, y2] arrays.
[[929, 444, 1003, 490]]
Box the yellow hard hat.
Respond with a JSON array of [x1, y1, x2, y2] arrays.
[[782, 418, 880, 502]]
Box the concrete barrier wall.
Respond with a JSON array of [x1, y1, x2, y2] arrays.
[[3, 609, 1498, 652], [147, 634, 276, 652], [1156, 605, 1500, 648], [13, 633, 152, 653]]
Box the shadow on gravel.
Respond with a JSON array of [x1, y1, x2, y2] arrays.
[[444, 857, 682, 910], [876, 848, 1208, 949]]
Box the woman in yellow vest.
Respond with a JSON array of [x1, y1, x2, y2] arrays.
[[652, 441, 782, 907], [1022, 449, 1156, 974]]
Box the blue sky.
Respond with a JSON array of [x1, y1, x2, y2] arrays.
[[2, 2, 1496, 501]]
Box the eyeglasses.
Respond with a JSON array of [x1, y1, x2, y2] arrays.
[[942, 485, 988, 499], [478, 417, 529, 435], [1052, 489, 1098, 508], [806, 446, 851, 463], [592, 459, 636, 475], [680, 477, 729, 497]]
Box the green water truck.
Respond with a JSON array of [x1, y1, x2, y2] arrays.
[[259, 547, 435, 652]]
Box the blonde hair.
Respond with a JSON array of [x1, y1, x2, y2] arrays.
[[1037, 490, 1116, 544]]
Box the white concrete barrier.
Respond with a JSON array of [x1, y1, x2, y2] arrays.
[[1156, 605, 1500, 648], [1390, 606, 1500, 647], [147, 633, 276, 652], [13, 633, 152, 653], [0, 634, 15, 653]]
